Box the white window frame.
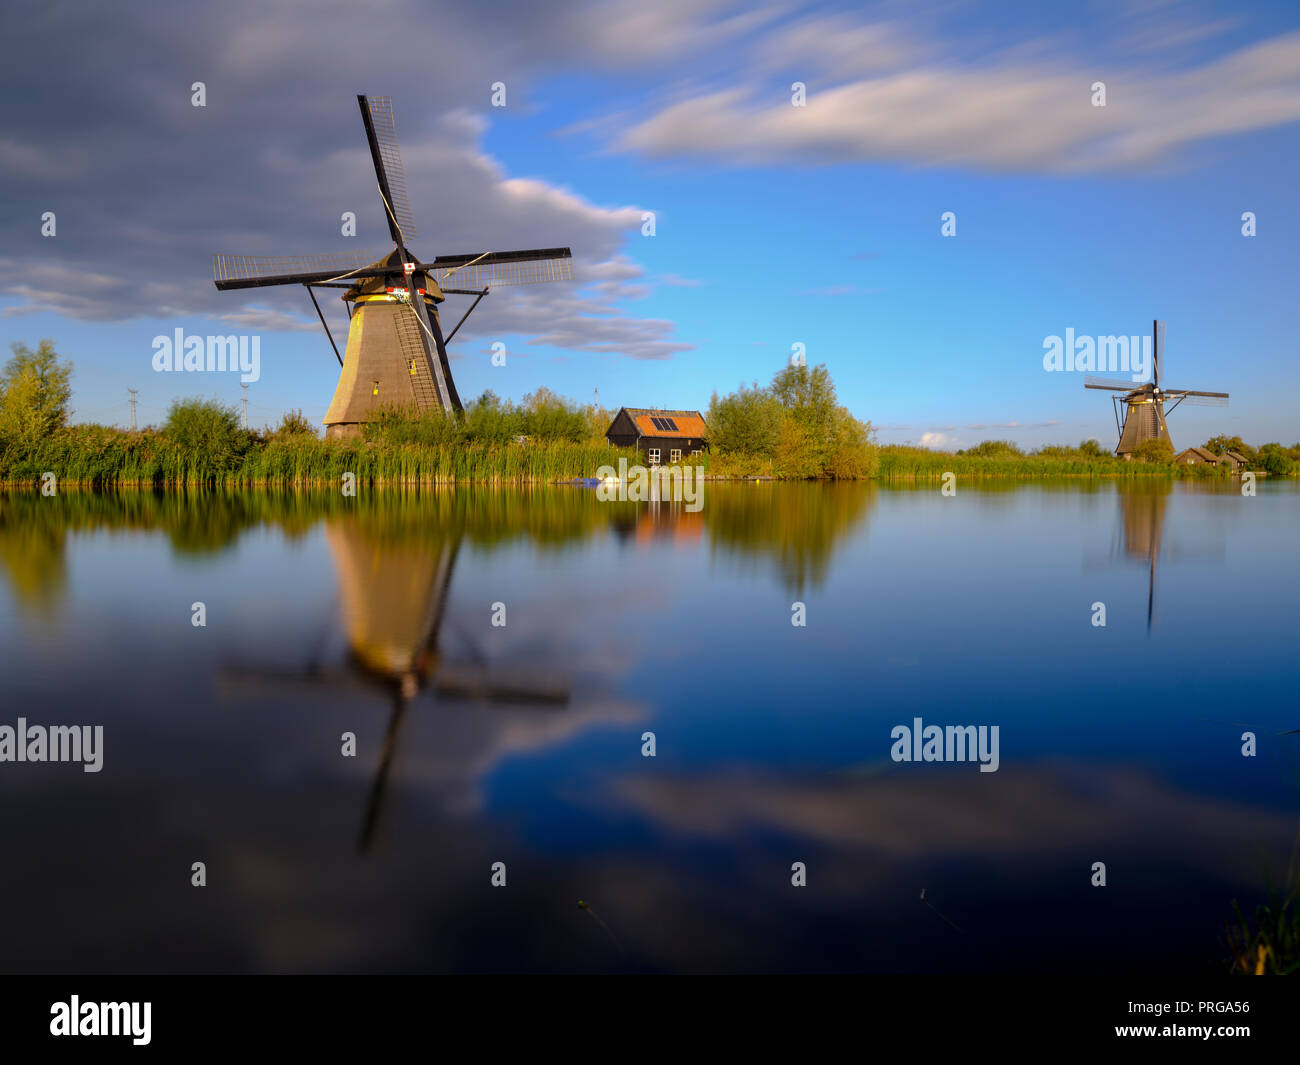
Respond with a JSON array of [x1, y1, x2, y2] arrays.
[[648, 448, 660, 465], [670, 448, 682, 463]]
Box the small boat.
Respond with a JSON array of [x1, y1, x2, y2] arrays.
[[561, 476, 620, 488]]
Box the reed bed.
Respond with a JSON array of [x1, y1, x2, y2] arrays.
[[0, 410, 1259, 488], [0, 422, 635, 487], [876, 444, 1229, 481]]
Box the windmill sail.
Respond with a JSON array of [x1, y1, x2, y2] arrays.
[[213, 250, 389, 290], [359, 95, 418, 244], [429, 248, 575, 289]]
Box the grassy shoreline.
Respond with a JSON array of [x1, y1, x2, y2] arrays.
[[0, 409, 1284, 488], [3, 346, 1291, 487], [874, 444, 1236, 481], [0, 436, 1264, 487]]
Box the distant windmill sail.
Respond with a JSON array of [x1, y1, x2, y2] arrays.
[[212, 94, 576, 436]]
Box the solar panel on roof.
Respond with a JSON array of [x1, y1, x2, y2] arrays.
[[662, 417, 678, 431]]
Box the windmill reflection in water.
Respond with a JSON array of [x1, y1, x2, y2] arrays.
[[224, 519, 570, 853], [1097, 483, 1225, 632]]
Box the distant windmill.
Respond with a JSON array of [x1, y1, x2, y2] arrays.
[[213, 95, 574, 437], [1085, 320, 1229, 456]]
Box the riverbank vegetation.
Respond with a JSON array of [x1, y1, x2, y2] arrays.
[[2, 340, 1296, 485], [0, 343, 634, 485], [1226, 845, 1300, 975], [879, 436, 1299, 481], [704, 363, 877, 479]]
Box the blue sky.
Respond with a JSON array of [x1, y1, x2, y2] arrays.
[[3, 0, 1298, 449]]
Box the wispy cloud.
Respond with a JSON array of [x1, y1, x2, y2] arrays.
[[614, 16, 1300, 173]]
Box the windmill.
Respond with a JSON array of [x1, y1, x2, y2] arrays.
[[221, 518, 570, 853], [213, 95, 574, 437], [1085, 320, 1229, 456]]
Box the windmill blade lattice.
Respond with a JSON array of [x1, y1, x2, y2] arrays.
[[213, 250, 388, 290], [362, 95, 418, 243]]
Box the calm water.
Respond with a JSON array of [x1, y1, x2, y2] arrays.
[[1, 480, 1297, 973]]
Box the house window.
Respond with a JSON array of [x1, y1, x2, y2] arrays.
[[670, 449, 682, 463], [648, 448, 660, 465], [690, 449, 701, 457], [371, 381, 379, 396]]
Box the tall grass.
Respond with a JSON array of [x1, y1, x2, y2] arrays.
[[238, 434, 627, 486], [877, 444, 1231, 481], [0, 402, 1267, 488], [1227, 889, 1300, 974], [0, 405, 635, 487], [0, 428, 1249, 486], [1226, 835, 1300, 975]]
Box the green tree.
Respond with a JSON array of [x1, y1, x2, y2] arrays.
[[962, 440, 1023, 458], [823, 404, 877, 479], [771, 363, 840, 469], [1131, 437, 1174, 463], [770, 363, 837, 423], [706, 383, 783, 456], [1204, 434, 1255, 463], [1256, 443, 1294, 477], [163, 397, 246, 476], [273, 409, 316, 438], [0, 339, 73, 448], [518, 387, 585, 442], [465, 390, 520, 445], [707, 363, 875, 478]]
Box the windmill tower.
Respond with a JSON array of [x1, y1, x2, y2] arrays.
[[1085, 320, 1229, 457], [213, 95, 574, 439]]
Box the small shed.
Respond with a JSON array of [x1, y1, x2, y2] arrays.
[[605, 407, 707, 465], [1174, 446, 1218, 466]]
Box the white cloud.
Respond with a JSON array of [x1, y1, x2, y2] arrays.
[[616, 20, 1300, 173], [0, 0, 710, 363]]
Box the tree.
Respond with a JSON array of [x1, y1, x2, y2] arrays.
[[770, 363, 839, 470], [518, 387, 585, 442], [771, 363, 837, 422], [962, 440, 1023, 458], [465, 390, 519, 445], [707, 364, 876, 478], [0, 339, 73, 448], [706, 383, 783, 456], [1131, 437, 1174, 463], [163, 397, 246, 475], [1256, 443, 1294, 477], [274, 409, 316, 437], [1204, 434, 1255, 463]]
